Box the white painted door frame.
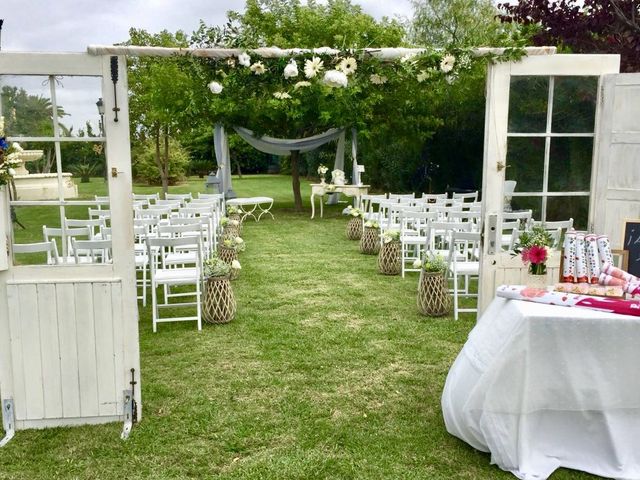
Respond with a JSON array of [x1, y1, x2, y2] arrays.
[[479, 54, 621, 314], [0, 53, 140, 434]]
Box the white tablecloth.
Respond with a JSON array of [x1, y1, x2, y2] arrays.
[[442, 297, 640, 480]]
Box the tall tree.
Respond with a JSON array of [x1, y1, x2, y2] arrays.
[[499, 0, 640, 72], [125, 28, 196, 195], [411, 0, 523, 48]]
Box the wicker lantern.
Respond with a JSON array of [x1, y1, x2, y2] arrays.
[[218, 244, 238, 264], [417, 271, 452, 317], [378, 240, 401, 275], [346, 216, 363, 240], [203, 276, 236, 324], [360, 226, 380, 255]]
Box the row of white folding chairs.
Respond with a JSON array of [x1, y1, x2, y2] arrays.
[[362, 195, 481, 222], [379, 204, 482, 239]]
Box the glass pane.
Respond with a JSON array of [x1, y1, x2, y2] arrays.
[[552, 76, 598, 133], [506, 137, 545, 192], [12, 205, 62, 265], [511, 196, 542, 222], [548, 137, 593, 192], [0, 75, 54, 137], [508, 76, 549, 133], [54, 76, 104, 138], [547, 196, 589, 230]]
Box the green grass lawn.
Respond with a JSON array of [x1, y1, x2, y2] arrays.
[[0, 175, 602, 479]]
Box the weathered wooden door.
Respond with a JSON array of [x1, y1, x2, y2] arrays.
[[0, 53, 140, 440], [592, 73, 640, 247], [479, 54, 621, 314]]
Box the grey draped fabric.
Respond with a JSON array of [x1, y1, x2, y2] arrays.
[[214, 124, 352, 200]]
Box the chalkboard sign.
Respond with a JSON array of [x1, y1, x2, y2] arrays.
[[622, 220, 640, 277]]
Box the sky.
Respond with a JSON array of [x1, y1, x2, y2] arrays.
[[0, 0, 413, 135], [1, 0, 413, 52]]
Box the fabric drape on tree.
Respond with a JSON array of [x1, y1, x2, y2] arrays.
[[214, 124, 350, 198]]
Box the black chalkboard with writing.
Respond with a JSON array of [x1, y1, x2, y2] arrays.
[[623, 220, 640, 277]]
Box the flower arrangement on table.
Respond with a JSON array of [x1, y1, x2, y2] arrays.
[[413, 253, 447, 273], [382, 229, 400, 244], [0, 117, 23, 187], [317, 164, 328, 184], [222, 236, 246, 253], [331, 169, 346, 185], [204, 255, 241, 278], [513, 226, 554, 275]]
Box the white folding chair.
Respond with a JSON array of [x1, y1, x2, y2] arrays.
[[12, 240, 60, 265], [532, 218, 574, 248], [447, 230, 481, 320], [147, 236, 203, 332], [400, 210, 438, 277], [43, 225, 93, 264], [421, 193, 448, 204], [165, 192, 193, 206], [133, 193, 159, 205], [64, 217, 106, 239], [452, 191, 478, 203], [70, 238, 112, 264]]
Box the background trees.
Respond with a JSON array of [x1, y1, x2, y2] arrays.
[[499, 0, 640, 72]]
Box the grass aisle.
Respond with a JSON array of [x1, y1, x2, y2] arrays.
[[0, 176, 601, 479]]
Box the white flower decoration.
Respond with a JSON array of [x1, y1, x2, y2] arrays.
[[400, 53, 418, 64], [273, 91, 292, 99], [8, 168, 16, 177], [208, 81, 223, 94], [227, 58, 236, 68], [250, 61, 266, 75], [412, 259, 422, 269], [417, 70, 429, 83], [230, 219, 240, 226], [323, 70, 348, 88], [238, 52, 251, 67], [231, 260, 242, 270], [337, 57, 357, 76], [440, 54, 456, 73], [304, 57, 324, 79], [283, 60, 299, 79], [234, 236, 244, 245], [369, 74, 387, 85], [313, 47, 336, 55], [294, 81, 312, 89], [11, 142, 23, 152]]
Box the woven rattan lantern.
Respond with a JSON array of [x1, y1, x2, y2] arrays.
[[360, 226, 380, 255], [346, 216, 363, 240], [203, 276, 236, 324], [378, 240, 401, 275], [417, 271, 452, 317]]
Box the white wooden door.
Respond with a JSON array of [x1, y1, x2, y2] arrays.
[[479, 54, 621, 314], [0, 53, 140, 432], [592, 73, 640, 248]]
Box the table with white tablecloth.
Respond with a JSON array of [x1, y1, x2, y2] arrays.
[[442, 297, 640, 480]]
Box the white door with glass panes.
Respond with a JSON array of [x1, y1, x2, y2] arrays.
[[479, 54, 621, 314], [0, 53, 140, 433]]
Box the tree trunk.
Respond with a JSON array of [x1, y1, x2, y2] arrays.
[[153, 128, 167, 198], [290, 150, 303, 212], [236, 161, 243, 178], [161, 129, 170, 197]]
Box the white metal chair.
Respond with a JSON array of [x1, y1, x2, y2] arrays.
[[64, 217, 106, 239], [447, 230, 481, 320], [165, 192, 193, 206], [42, 225, 93, 264], [12, 240, 60, 265], [146, 236, 203, 332]]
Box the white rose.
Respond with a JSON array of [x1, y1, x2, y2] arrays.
[[413, 259, 422, 269], [208, 81, 223, 94], [234, 237, 244, 244], [8, 168, 16, 176], [11, 142, 23, 152], [231, 260, 242, 270], [283, 60, 299, 79], [238, 52, 251, 67], [323, 70, 348, 88]]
